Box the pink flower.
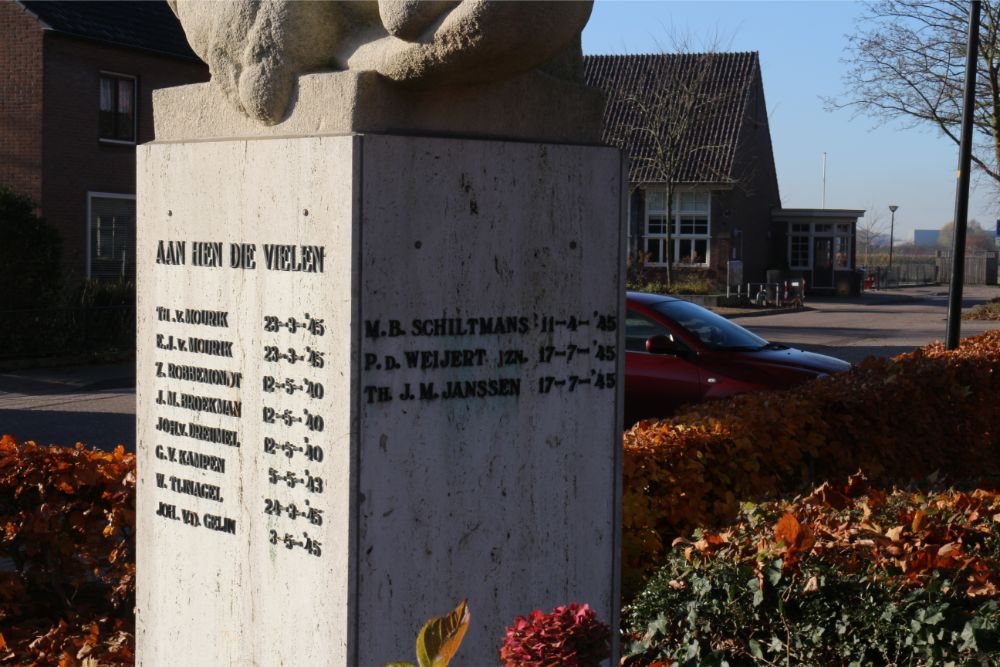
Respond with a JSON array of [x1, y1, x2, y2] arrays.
[[500, 603, 611, 666]]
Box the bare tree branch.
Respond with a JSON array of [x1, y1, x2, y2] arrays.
[[856, 206, 890, 266], [597, 37, 758, 285], [825, 0, 1000, 187]]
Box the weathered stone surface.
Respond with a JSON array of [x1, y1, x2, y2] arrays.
[[152, 69, 605, 144], [378, 0, 457, 40], [137, 134, 624, 664], [166, 0, 593, 124]]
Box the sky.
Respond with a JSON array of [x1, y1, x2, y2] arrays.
[[581, 0, 997, 241]]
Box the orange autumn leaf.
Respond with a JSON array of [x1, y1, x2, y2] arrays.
[[622, 329, 1000, 585], [774, 513, 816, 557], [911, 510, 927, 533], [774, 513, 802, 547]]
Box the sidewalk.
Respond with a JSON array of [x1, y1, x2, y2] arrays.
[[730, 284, 1000, 364], [810, 283, 997, 307], [0, 361, 135, 452]]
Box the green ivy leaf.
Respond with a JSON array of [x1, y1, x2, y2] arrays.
[[748, 639, 764, 659], [766, 560, 783, 587], [924, 610, 945, 626]]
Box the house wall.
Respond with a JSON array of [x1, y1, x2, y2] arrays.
[[0, 2, 44, 203], [41, 33, 208, 278], [626, 65, 783, 287], [727, 68, 782, 283], [629, 187, 726, 286]]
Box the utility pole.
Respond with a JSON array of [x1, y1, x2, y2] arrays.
[[888, 205, 898, 271], [821, 152, 827, 208], [946, 0, 981, 350]]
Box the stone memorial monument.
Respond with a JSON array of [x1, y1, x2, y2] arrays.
[[136, 1, 624, 663]]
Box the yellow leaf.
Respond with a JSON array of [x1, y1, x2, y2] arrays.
[[885, 526, 904, 542], [415, 599, 470, 667], [937, 543, 958, 558]]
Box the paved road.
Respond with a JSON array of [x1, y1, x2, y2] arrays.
[[729, 284, 1000, 364], [0, 285, 997, 451], [0, 362, 135, 451]]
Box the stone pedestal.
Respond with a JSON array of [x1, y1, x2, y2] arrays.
[[136, 132, 623, 664]]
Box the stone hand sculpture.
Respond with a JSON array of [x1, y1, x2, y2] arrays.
[[167, 0, 594, 125]]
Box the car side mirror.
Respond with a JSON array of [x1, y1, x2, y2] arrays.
[[646, 334, 683, 355]]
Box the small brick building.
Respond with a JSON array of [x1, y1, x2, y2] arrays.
[[585, 52, 863, 290], [0, 0, 207, 282]]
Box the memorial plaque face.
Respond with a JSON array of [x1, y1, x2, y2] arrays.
[[137, 137, 356, 665], [137, 135, 623, 664]]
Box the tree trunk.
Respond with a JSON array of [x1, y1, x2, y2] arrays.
[[664, 185, 672, 287]]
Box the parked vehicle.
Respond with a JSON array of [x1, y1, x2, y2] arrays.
[[625, 291, 850, 424]]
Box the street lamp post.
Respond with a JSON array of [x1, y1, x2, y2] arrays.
[[888, 205, 898, 273]]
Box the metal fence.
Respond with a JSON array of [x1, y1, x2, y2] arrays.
[[0, 305, 135, 360], [935, 251, 999, 285], [861, 263, 939, 289], [730, 280, 806, 307]]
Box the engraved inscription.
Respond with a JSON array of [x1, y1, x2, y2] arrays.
[[147, 230, 618, 567], [360, 309, 618, 409], [151, 233, 336, 551]]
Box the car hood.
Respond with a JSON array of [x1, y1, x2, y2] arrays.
[[744, 346, 851, 373], [699, 346, 851, 383]]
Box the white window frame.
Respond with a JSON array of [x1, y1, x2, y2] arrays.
[[643, 187, 712, 267], [87, 191, 136, 279], [788, 222, 811, 269], [99, 71, 137, 145], [787, 222, 854, 270]]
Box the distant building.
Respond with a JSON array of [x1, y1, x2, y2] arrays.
[[914, 229, 941, 247], [585, 52, 781, 283], [0, 0, 208, 281], [585, 52, 864, 292]]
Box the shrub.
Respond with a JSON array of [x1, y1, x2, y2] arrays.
[[0, 186, 133, 361], [73, 278, 135, 309], [623, 478, 1000, 665], [964, 297, 1000, 321], [0, 279, 135, 362], [0, 186, 62, 311], [622, 329, 1000, 591], [0, 435, 135, 663], [500, 603, 611, 666], [626, 251, 720, 295]]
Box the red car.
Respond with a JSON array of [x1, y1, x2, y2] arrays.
[[625, 291, 850, 424]]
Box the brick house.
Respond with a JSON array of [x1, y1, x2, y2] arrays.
[[0, 0, 207, 282], [585, 52, 863, 290]]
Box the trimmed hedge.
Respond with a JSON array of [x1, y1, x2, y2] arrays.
[[623, 479, 1000, 665], [0, 435, 134, 664], [623, 329, 1000, 591]]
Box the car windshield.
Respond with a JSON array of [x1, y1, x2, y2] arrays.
[[650, 299, 768, 351]]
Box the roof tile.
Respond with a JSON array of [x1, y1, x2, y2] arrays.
[[18, 1, 196, 60], [584, 52, 760, 184]]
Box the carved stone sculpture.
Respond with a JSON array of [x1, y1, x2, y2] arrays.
[[167, 0, 594, 125]]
